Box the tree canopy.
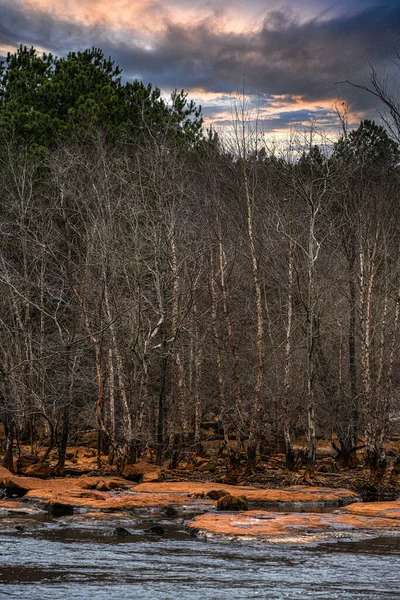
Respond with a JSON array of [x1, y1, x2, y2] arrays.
[[0, 45, 203, 151], [333, 119, 400, 168]]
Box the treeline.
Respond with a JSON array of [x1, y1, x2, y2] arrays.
[[0, 47, 399, 481]]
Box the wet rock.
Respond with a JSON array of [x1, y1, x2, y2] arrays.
[[114, 527, 131, 536], [206, 489, 230, 500], [188, 505, 400, 541], [161, 505, 179, 518], [24, 462, 52, 479], [45, 500, 74, 516], [147, 525, 165, 536], [354, 483, 399, 502], [188, 492, 205, 498], [2, 476, 30, 497], [217, 494, 248, 511], [188, 527, 199, 537], [122, 462, 161, 483]]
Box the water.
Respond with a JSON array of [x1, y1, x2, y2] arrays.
[[0, 519, 399, 599]]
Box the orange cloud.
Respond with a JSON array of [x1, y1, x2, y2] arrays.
[[21, 0, 268, 41], [24, 0, 169, 36]]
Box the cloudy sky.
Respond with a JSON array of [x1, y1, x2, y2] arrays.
[[1, 0, 399, 137]]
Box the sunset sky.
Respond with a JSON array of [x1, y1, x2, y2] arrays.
[[1, 0, 400, 137]]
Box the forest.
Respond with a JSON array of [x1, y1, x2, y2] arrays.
[[0, 45, 399, 487]]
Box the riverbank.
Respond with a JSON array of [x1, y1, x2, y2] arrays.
[[1, 464, 399, 545]]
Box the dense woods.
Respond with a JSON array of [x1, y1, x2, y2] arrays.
[[1, 46, 399, 484]]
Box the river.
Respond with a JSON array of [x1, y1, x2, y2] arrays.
[[0, 517, 399, 599]]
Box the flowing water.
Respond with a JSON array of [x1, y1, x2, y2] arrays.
[[0, 516, 399, 600]]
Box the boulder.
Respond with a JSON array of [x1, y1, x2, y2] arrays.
[[77, 476, 99, 490], [107, 479, 128, 490], [122, 462, 161, 483], [141, 470, 161, 483], [114, 527, 131, 536], [206, 489, 229, 500], [2, 475, 31, 497], [24, 462, 52, 479], [45, 500, 74, 516], [96, 480, 110, 492], [16, 455, 40, 471], [0, 466, 13, 481], [217, 494, 248, 512], [147, 525, 165, 536], [161, 505, 179, 518]]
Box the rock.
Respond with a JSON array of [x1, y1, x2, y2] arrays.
[[24, 462, 52, 479], [0, 466, 13, 483], [122, 462, 161, 483], [188, 527, 199, 537], [77, 490, 105, 499], [161, 505, 179, 518], [16, 455, 40, 471], [96, 481, 110, 492], [345, 500, 400, 520], [77, 476, 100, 490], [206, 489, 230, 500], [107, 479, 127, 490], [141, 470, 162, 483], [217, 494, 248, 511], [2, 476, 30, 497], [355, 483, 398, 502], [188, 504, 400, 541], [114, 527, 131, 536], [147, 525, 165, 536], [45, 501, 74, 516]]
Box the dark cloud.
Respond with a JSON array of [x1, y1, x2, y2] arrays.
[[212, 107, 338, 132], [1, 0, 400, 130]]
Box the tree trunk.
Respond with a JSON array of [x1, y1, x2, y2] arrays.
[[2, 422, 15, 472], [243, 164, 264, 472], [283, 211, 295, 470]]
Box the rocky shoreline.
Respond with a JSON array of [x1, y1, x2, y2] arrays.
[[1, 463, 399, 544]]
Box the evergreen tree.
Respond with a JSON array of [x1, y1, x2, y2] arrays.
[[0, 45, 203, 152]]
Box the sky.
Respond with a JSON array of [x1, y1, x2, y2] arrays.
[[1, 0, 400, 139]]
